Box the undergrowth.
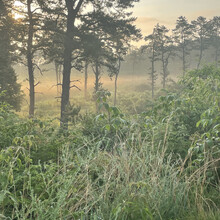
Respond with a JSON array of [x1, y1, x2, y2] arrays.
[[0, 65, 219, 219]]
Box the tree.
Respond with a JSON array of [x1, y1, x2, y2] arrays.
[[40, 19, 64, 97], [80, 29, 111, 105], [36, 0, 84, 127], [81, 33, 105, 101], [191, 16, 210, 69], [85, 11, 140, 107], [127, 47, 142, 76], [26, 0, 35, 117], [173, 16, 193, 76], [157, 25, 173, 88], [0, 0, 23, 110], [37, 0, 140, 128], [84, 60, 89, 99], [86, 11, 142, 106], [12, 0, 46, 117], [143, 24, 161, 98], [79, 6, 141, 109], [209, 16, 220, 67], [109, 18, 141, 106], [80, 17, 116, 111]]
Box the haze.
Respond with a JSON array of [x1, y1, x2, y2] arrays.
[[133, 0, 220, 45]]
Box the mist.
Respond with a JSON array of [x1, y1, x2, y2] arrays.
[[0, 0, 219, 219]]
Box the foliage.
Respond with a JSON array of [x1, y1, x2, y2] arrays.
[[0, 1, 23, 111], [1, 45, 220, 220], [173, 16, 193, 75]]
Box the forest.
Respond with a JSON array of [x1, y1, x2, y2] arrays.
[[0, 0, 220, 219]]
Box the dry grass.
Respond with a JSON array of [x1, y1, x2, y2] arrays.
[[18, 72, 178, 118]]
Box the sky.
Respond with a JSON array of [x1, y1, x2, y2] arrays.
[[132, 0, 220, 46], [14, 0, 220, 46]]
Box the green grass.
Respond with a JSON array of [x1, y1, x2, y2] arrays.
[[1, 67, 219, 219]]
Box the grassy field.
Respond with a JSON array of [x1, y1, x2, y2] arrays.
[[18, 70, 179, 119], [1, 66, 219, 219]]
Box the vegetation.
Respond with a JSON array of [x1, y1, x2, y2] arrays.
[[0, 0, 23, 111], [0, 0, 219, 219], [0, 66, 219, 219]]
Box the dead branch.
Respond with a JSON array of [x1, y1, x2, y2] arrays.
[[33, 63, 43, 75], [70, 85, 81, 91], [34, 81, 40, 87]]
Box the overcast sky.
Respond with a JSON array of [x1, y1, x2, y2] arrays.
[[132, 0, 220, 46]]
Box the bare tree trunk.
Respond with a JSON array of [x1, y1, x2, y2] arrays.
[[114, 59, 121, 106], [151, 48, 155, 99], [58, 64, 62, 86], [94, 61, 100, 93], [182, 46, 186, 76], [197, 39, 203, 69], [114, 73, 118, 106], [84, 60, 88, 99], [151, 70, 154, 99], [161, 52, 166, 89], [27, 0, 35, 118], [215, 46, 219, 68], [55, 61, 60, 95], [163, 72, 166, 89], [60, 17, 72, 128], [94, 61, 100, 112]]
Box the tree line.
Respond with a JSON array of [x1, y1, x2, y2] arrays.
[[1, 0, 219, 127], [139, 16, 220, 98]]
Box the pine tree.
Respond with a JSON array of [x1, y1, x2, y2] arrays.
[[173, 16, 193, 76], [191, 16, 210, 69], [143, 24, 161, 98], [156, 25, 173, 88], [0, 0, 23, 111], [14, 0, 45, 117], [38, 0, 140, 128], [209, 16, 220, 67]]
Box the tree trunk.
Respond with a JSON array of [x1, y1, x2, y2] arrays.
[[55, 61, 60, 95], [215, 46, 219, 68], [94, 61, 100, 112], [161, 51, 166, 89], [60, 20, 72, 128], [151, 47, 155, 99], [27, 0, 35, 118], [94, 61, 100, 93], [197, 39, 203, 69], [114, 59, 121, 106], [162, 73, 165, 89], [60, 0, 84, 129], [84, 60, 88, 99], [114, 73, 118, 106], [151, 69, 154, 99], [182, 46, 186, 76]]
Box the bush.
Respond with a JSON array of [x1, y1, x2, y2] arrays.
[[0, 65, 219, 219]]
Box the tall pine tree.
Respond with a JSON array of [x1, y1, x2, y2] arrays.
[[0, 0, 23, 111]]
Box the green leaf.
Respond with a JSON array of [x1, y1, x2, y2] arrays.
[[105, 124, 111, 131], [103, 103, 110, 111]]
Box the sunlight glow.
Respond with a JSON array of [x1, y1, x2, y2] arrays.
[[13, 1, 25, 20]]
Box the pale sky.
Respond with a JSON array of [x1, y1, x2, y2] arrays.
[[132, 0, 220, 45]]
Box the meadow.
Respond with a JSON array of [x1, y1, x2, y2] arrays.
[[1, 66, 220, 219], [18, 69, 178, 118]]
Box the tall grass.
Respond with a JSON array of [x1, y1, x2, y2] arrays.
[[1, 126, 219, 220]]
